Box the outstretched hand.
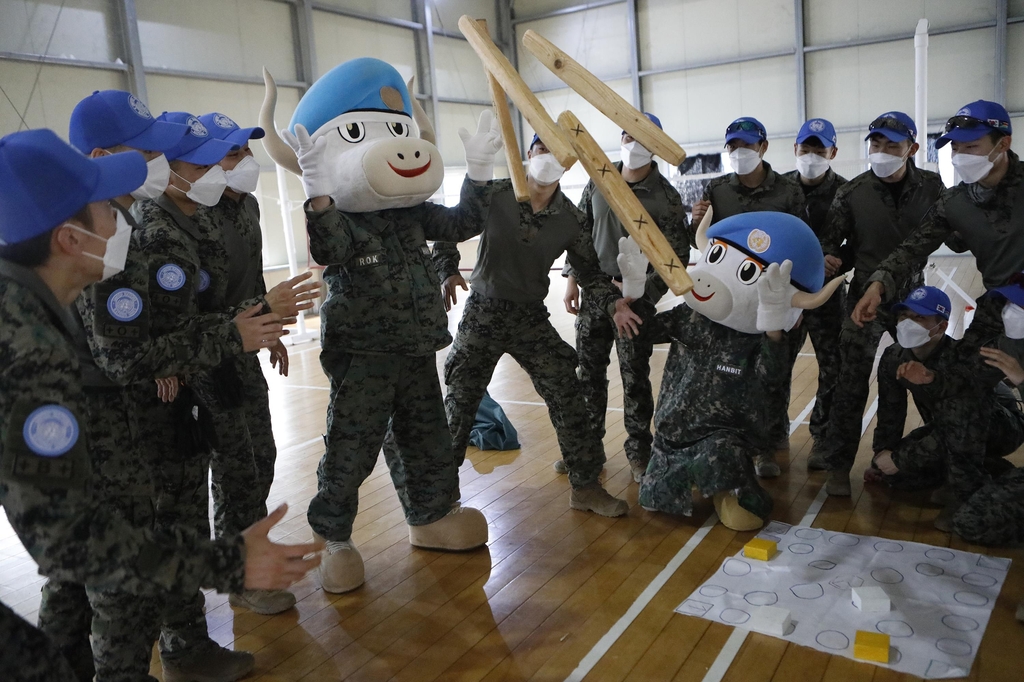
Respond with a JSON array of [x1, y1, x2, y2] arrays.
[[281, 123, 334, 202], [897, 360, 934, 385], [756, 260, 794, 332], [241, 504, 323, 590], [459, 109, 503, 182]]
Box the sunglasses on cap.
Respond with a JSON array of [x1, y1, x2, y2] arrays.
[[944, 115, 1010, 134], [726, 120, 764, 136], [868, 116, 914, 138]]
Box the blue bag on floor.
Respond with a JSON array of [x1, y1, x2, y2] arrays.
[[469, 391, 520, 450]]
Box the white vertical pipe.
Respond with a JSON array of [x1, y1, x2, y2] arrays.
[[275, 163, 307, 338], [914, 18, 929, 168]]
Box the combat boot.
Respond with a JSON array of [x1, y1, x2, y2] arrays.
[[314, 532, 364, 593], [754, 452, 781, 478], [713, 491, 763, 531], [629, 458, 649, 483], [409, 505, 488, 550], [807, 443, 828, 470], [570, 483, 629, 517], [229, 589, 296, 615], [825, 468, 852, 496], [161, 641, 254, 682]]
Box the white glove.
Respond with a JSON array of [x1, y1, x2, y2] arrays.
[[616, 236, 649, 300], [280, 124, 334, 200], [756, 260, 795, 332], [459, 109, 502, 182]]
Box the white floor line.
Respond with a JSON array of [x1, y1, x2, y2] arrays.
[[700, 394, 880, 682], [789, 397, 816, 437], [500, 399, 624, 413], [282, 384, 330, 391]]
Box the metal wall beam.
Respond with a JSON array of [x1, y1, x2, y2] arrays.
[[114, 0, 147, 101], [310, 2, 423, 30], [143, 66, 307, 89], [625, 0, 641, 109], [997, 0, 1008, 105], [294, 0, 318, 86], [794, 0, 806, 124], [511, 0, 625, 26], [803, 19, 997, 53], [0, 50, 128, 72]]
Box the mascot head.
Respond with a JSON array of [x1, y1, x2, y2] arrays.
[[686, 210, 844, 334], [261, 57, 444, 212]]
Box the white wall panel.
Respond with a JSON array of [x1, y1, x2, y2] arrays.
[[435, 101, 508, 169], [521, 78, 634, 155], [316, 0, 414, 22], [805, 0, 995, 47], [433, 36, 491, 101], [1008, 23, 1024, 112], [0, 62, 124, 136], [928, 28, 995, 119], [313, 11, 417, 82], [1, 0, 117, 62]]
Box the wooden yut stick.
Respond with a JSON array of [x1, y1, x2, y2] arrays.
[[558, 110, 693, 296], [523, 29, 686, 166], [477, 19, 529, 202], [458, 15, 577, 169]]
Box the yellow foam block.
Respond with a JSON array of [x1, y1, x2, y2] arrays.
[[854, 630, 890, 663], [742, 538, 777, 561]]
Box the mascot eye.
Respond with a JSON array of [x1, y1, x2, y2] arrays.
[[737, 259, 763, 285], [706, 242, 727, 264], [337, 122, 366, 143], [387, 121, 410, 137]]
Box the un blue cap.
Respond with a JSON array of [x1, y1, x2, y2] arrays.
[[707, 212, 823, 292], [724, 117, 767, 145], [0, 129, 146, 245], [69, 90, 190, 155], [622, 112, 663, 135], [160, 112, 238, 165], [893, 286, 951, 320], [796, 118, 837, 148], [197, 112, 265, 147], [290, 57, 412, 135], [936, 100, 1012, 149], [865, 111, 916, 142]]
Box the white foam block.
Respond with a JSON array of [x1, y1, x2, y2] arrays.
[[852, 586, 890, 613], [748, 605, 792, 636]]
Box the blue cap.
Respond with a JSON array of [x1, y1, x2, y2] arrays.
[[622, 112, 663, 136], [796, 118, 837, 148], [197, 112, 265, 147], [893, 286, 951, 320], [0, 129, 147, 245], [160, 112, 238, 165], [724, 117, 767, 145], [706, 212, 824, 292], [936, 100, 1012, 149], [530, 134, 541, 149], [69, 90, 190, 155], [865, 111, 916, 142], [290, 57, 412, 135]]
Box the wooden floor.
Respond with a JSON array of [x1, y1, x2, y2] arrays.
[[2, 256, 1023, 681]]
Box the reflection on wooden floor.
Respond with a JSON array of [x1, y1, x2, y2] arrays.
[[1, 256, 1021, 681]]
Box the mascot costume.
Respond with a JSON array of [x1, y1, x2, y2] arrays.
[[620, 210, 843, 531], [261, 57, 502, 592]]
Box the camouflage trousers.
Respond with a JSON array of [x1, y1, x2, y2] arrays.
[[575, 288, 655, 467], [953, 467, 1024, 546], [444, 293, 605, 489], [308, 351, 458, 541], [763, 325, 807, 447], [802, 285, 846, 446], [1, 602, 77, 682]]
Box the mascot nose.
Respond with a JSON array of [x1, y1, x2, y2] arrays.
[[396, 151, 422, 160]]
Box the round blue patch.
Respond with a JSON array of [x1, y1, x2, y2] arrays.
[[157, 264, 186, 291], [107, 288, 143, 322], [198, 269, 211, 293], [23, 405, 79, 457]]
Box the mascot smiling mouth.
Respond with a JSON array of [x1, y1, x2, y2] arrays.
[[691, 290, 715, 302], [388, 158, 432, 178]]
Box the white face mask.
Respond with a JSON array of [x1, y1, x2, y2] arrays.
[[130, 154, 171, 200], [224, 155, 261, 193], [529, 152, 565, 186], [1002, 301, 1024, 339], [171, 166, 228, 207], [620, 140, 653, 170], [795, 152, 830, 180], [869, 151, 908, 179], [895, 317, 939, 349], [68, 211, 131, 281], [951, 147, 1002, 185], [729, 147, 762, 175]]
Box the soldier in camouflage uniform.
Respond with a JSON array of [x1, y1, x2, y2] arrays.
[[0, 129, 318, 682], [431, 136, 639, 517], [817, 111, 945, 496], [782, 119, 848, 459], [690, 117, 806, 478], [560, 115, 690, 483], [1, 603, 77, 681]]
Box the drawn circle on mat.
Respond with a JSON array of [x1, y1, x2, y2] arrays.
[[941, 614, 980, 632], [720, 609, 751, 625], [829, 576, 863, 590], [759, 534, 782, 544], [874, 541, 904, 553], [795, 528, 823, 540], [936, 639, 973, 657], [744, 591, 778, 606], [876, 620, 914, 638], [699, 585, 728, 598], [829, 534, 859, 547], [808, 559, 836, 571], [723, 558, 751, 577], [915, 563, 944, 577], [962, 572, 998, 588], [926, 548, 955, 561], [791, 582, 825, 600], [871, 568, 904, 584], [788, 543, 814, 555], [954, 591, 989, 607], [815, 630, 850, 650]]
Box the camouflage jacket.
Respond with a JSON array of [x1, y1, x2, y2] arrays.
[[701, 161, 806, 229], [195, 193, 268, 314], [75, 200, 244, 385], [306, 177, 493, 356], [0, 258, 245, 595], [782, 168, 848, 236], [432, 179, 619, 311], [870, 150, 1024, 297]]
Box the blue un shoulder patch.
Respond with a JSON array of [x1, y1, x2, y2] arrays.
[[157, 264, 186, 291], [198, 269, 211, 293], [23, 405, 79, 457], [107, 287, 143, 322]]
